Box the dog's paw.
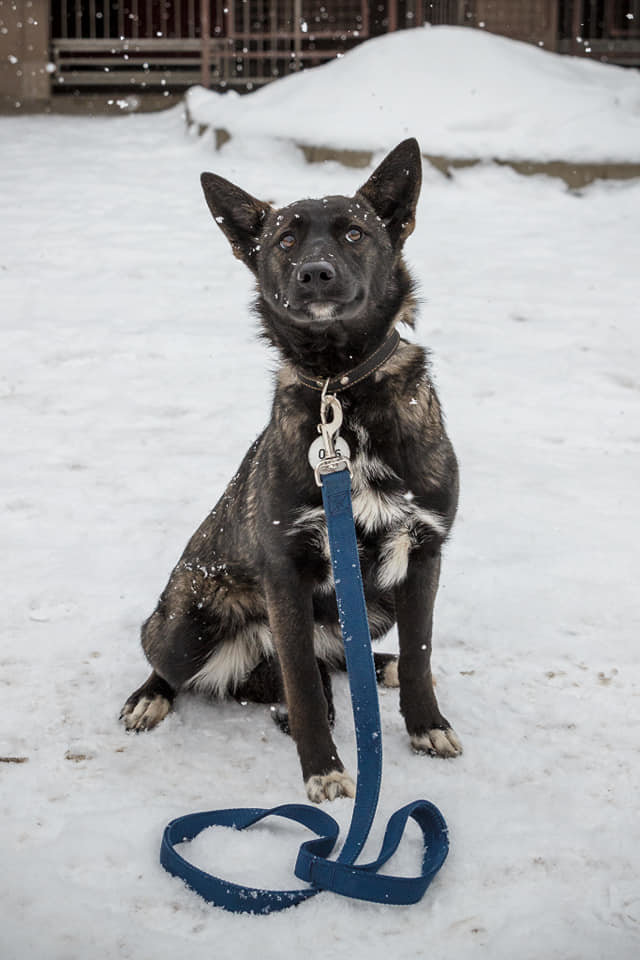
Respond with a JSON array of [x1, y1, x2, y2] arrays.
[[381, 658, 400, 687], [270, 703, 291, 735], [411, 728, 462, 758], [305, 770, 356, 803], [120, 693, 172, 732]]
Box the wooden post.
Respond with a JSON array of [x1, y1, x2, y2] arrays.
[[200, 0, 210, 88], [571, 0, 584, 55], [293, 0, 302, 69], [361, 0, 370, 38], [0, 0, 51, 107], [224, 0, 235, 85], [388, 0, 398, 32], [546, 0, 559, 52]]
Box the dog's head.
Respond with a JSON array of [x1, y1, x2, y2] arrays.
[[201, 139, 421, 371]]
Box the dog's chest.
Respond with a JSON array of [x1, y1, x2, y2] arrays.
[[292, 424, 446, 592]]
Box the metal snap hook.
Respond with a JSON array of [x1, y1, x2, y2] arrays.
[[309, 382, 352, 486], [319, 393, 344, 460]]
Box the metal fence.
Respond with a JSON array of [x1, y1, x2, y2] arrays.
[[49, 1, 640, 93], [559, 0, 640, 63], [51, 1, 370, 90]]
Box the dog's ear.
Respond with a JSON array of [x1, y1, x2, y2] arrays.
[[356, 138, 422, 248], [200, 173, 271, 274]]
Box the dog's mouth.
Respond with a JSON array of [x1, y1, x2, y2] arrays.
[[284, 290, 366, 328], [305, 301, 338, 325]]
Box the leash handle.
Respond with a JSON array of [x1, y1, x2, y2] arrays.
[[159, 468, 449, 913], [294, 798, 448, 905]]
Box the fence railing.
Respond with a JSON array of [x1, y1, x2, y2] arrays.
[[51, 0, 370, 90], [49, 1, 640, 93], [560, 0, 640, 62]]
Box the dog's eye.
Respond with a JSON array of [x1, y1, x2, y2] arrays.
[[279, 233, 296, 250], [345, 227, 363, 243]]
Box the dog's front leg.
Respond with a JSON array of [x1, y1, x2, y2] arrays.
[[395, 550, 462, 758], [264, 574, 355, 803]]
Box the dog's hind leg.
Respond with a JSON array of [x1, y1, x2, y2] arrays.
[[233, 655, 284, 704], [122, 591, 211, 733], [333, 651, 399, 687], [233, 655, 335, 734], [121, 594, 224, 731], [120, 671, 176, 732], [373, 652, 400, 688]]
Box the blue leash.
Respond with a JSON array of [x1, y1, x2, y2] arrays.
[[160, 452, 449, 913]]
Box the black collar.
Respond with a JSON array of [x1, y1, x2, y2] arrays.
[[296, 329, 401, 393]]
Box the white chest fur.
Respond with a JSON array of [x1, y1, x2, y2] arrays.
[[293, 431, 447, 592]]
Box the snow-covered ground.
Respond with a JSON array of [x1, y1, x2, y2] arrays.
[[1, 101, 639, 960], [186, 25, 640, 162]]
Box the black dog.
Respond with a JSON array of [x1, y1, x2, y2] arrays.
[[121, 138, 461, 802]]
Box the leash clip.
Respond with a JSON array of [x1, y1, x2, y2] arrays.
[[310, 381, 352, 487]]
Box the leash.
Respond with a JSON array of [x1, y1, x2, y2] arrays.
[[160, 388, 449, 914]]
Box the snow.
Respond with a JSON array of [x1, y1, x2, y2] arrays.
[[186, 25, 640, 163], [1, 92, 640, 959]]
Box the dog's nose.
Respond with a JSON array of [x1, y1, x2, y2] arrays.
[[296, 260, 336, 293]]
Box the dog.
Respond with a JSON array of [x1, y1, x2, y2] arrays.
[[121, 138, 461, 802]]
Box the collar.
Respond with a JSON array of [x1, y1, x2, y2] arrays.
[[296, 329, 401, 393]]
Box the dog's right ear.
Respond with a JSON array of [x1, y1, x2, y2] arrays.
[[200, 173, 271, 275]]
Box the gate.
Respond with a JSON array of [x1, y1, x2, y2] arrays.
[[51, 1, 369, 91]]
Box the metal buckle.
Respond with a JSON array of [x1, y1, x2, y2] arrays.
[[311, 380, 353, 487]]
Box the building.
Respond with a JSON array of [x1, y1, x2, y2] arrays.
[[1, 1, 639, 110]]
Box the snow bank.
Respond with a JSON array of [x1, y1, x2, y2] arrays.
[[186, 25, 640, 163]]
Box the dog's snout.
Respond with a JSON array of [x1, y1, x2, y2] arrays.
[[296, 260, 336, 292]]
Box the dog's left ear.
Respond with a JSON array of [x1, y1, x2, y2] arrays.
[[201, 172, 271, 275], [356, 138, 422, 248]]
